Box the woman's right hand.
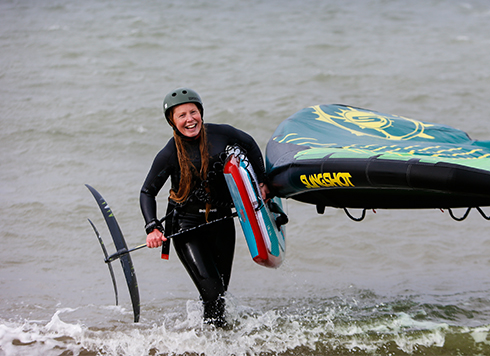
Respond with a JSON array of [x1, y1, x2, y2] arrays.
[[146, 229, 167, 248]]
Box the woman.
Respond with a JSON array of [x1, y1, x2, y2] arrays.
[[140, 88, 269, 327]]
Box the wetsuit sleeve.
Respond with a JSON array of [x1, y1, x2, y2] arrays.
[[140, 139, 177, 225], [219, 124, 267, 184]]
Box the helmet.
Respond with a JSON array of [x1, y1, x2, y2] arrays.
[[163, 87, 204, 125]]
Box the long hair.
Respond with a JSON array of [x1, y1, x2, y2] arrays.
[[168, 109, 209, 205]]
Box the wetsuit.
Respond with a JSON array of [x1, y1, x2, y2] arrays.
[[140, 123, 266, 325]]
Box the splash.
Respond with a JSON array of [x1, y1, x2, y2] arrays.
[[2, 296, 490, 356]]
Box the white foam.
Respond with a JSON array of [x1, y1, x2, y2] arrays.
[[1, 300, 489, 355]]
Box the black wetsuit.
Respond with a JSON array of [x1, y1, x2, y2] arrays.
[[140, 123, 266, 325]]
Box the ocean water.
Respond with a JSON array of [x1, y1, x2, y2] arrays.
[[2, 0, 490, 355]]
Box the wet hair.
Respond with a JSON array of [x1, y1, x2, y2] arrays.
[[168, 107, 210, 205]]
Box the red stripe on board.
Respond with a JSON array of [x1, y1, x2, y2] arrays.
[[225, 155, 268, 262]]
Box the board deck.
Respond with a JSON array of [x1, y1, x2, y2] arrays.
[[224, 147, 286, 268]]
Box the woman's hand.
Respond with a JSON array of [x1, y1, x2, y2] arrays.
[[146, 229, 167, 248], [259, 183, 270, 202]]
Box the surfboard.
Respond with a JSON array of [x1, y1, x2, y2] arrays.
[[266, 104, 490, 212], [223, 146, 287, 268]]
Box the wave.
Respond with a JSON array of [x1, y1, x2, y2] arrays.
[[2, 293, 490, 356]]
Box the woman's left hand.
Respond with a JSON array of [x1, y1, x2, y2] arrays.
[[259, 183, 270, 202]]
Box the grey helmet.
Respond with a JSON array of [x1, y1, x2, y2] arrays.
[[163, 87, 204, 126]]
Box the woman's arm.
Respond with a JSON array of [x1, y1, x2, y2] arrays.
[[146, 228, 166, 248], [218, 124, 268, 184], [139, 139, 176, 240]]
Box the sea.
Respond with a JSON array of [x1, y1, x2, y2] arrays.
[[2, 0, 490, 355]]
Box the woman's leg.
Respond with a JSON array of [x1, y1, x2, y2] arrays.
[[173, 218, 235, 326], [210, 218, 235, 291]]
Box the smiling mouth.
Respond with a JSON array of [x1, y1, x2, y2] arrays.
[[186, 123, 197, 129]]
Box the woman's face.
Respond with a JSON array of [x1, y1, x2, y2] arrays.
[[172, 103, 202, 138]]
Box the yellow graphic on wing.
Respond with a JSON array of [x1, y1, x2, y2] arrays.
[[274, 133, 336, 148], [312, 105, 435, 141]]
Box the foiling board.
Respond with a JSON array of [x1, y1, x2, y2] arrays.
[[224, 147, 286, 268]]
